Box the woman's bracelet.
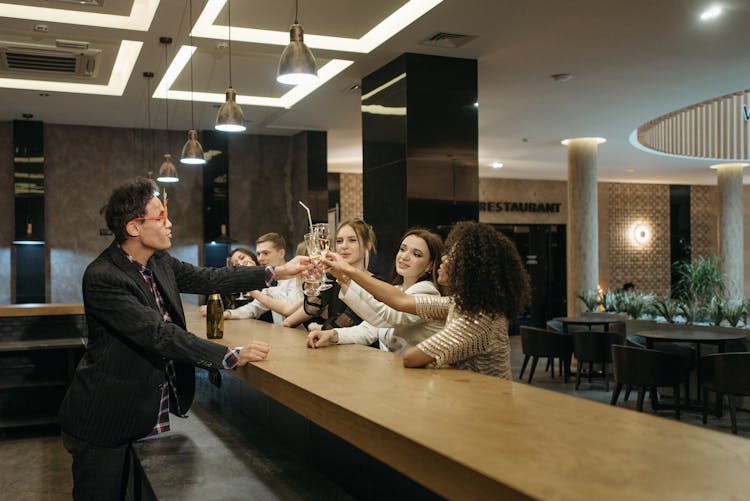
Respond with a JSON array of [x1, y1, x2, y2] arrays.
[[336, 274, 352, 287]]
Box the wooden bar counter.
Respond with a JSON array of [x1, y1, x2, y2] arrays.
[[187, 311, 750, 500]]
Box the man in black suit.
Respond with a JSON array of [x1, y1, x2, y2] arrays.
[[58, 178, 310, 500]]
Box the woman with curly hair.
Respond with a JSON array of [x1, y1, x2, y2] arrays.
[[321, 221, 530, 378]]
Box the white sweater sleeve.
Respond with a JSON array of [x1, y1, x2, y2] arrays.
[[335, 321, 386, 348], [226, 298, 269, 319], [339, 280, 440, 328]]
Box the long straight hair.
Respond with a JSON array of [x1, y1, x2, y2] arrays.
[[336, 218, 377, 270]]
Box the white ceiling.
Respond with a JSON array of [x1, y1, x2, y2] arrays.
[[0, 0, 748, 185]]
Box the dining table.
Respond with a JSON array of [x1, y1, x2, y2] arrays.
[[553, 314, 625, 334], [638, 329, 747, 405]]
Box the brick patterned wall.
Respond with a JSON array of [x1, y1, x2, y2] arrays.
[[607, 183, 671, 294], [691, 185, 718, 258], [339, 173, 363, 221]]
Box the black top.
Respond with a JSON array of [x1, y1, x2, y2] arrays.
[[304, 273, 384, 330]]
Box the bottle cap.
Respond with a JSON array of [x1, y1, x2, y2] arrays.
[[208, 293, 221, 300]]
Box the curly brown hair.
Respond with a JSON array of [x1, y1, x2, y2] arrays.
[[443, 221, 531, 318]]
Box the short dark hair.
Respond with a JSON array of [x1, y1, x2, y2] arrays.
[[105, 177, 158, 243], [256, 232, 286, 250]]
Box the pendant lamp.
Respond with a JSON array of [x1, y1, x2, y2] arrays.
[[277, 0, 318, 85], [181, 0, 206, 164], [215, 0, 245, 132], [157, 37, 179, 183]]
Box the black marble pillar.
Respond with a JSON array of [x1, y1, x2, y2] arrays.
[[294, 130, 328, 223], [362, 53, 478, 275]]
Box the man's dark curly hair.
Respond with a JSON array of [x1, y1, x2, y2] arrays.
[[105, 177, 158, 243], [444, 221, 531, 318]]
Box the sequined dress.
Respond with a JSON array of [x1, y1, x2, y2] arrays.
[[415, 295, 511, 379]]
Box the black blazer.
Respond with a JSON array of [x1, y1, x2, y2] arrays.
[[58, 242, 268, 447]]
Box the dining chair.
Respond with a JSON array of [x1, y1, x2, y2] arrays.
[[572, 330, 621, 391], [610, 345, 690, 419], [518, 326, 573, 383], [700, 352, 750, 434]]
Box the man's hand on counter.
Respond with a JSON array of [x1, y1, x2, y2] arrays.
[[237, 341, 270, 365]]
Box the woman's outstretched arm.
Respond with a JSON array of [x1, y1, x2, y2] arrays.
[[321, 252, 417, 315]]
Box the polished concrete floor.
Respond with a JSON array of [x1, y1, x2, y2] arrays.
[[1, 335, 748, 500]]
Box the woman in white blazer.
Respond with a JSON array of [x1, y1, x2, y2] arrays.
[[307, 228, 444, 353]]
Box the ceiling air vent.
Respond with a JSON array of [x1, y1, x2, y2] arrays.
[[0, 41, 101, 77], [420, 32, 477, 48]]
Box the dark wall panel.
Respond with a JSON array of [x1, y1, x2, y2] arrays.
[[362, 53, 478, 276], [0, 122, 12, 303]]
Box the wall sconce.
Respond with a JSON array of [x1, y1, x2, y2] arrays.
[[630, 222, 651, 246]]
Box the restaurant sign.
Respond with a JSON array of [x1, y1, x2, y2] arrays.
[[480, 201, 562, 213]]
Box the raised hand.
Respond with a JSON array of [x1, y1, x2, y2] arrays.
[[198, 305, 207, 317], [272, 255, 313, 280], [320, 251, 355, 279], [236, 340, 270, 365]]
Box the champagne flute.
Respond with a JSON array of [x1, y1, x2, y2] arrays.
[[311, 223, 333, 290], [303, 232, 324, 296]]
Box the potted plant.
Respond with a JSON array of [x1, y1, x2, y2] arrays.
[[577, 289, 600, 312], [650, 293, 680, 324]]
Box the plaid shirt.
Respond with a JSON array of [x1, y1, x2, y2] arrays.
[[119, 247, 240, 436]]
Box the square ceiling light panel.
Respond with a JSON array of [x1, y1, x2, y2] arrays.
[[192, 0, 443, 53], [0, 0, 159, 30], [153, 44, 352, 109]]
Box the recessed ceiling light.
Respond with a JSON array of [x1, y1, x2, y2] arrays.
[[625, 168, 635, 173], [700, 5, 723, 21], [473, 101, 478, 107], [561, 137, 607, 145], [551, 73, 572, 83], [490, 162, 503, 169]]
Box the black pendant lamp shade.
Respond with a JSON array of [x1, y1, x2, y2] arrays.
[[181, 129, 206, 164], [215, 87, 246, 132], [157, 153, 179, 183], [277, 1, 318, 85], [181, 0, 207, 163], [215, 0, 246, 132], [277, 24, 318, 85]]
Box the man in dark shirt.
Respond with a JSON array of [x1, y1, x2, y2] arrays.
[[58, 178, 309, 500]]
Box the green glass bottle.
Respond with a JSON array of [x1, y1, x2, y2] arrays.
[[206, 293, 224, 339]]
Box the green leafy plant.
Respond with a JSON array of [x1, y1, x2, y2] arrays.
[[620, 292, 656, 320], [678, 301, 703, 325], [600, 290, 619, 313], [673, 256, 725, 308], [650, 294, 680, 323], [723, 298, 745, 328], [707, 296, 724, 326], [577, 290, 600, 312]]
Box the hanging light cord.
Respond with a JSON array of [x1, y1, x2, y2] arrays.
[[164, 42, 169, 132], [188, 0, 195, 127], [295, 0, 299, 23], [227, 0, 233, 88]]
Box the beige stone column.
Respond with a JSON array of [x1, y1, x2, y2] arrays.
[[714, 163, 746, 300], [564, 137, 605, 315]]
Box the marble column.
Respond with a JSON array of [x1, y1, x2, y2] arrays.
[[564, 137, 605, 315], [715, 163, 746, 300]]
